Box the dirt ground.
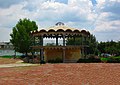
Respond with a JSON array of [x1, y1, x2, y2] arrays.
[[0, 63, 120, 85], [0, 58, 20, 64]]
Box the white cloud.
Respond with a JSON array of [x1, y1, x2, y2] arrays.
[[0, 0, 119, 42], [92, 0, 120, 41], [0, 27, 11, 42], [0, 2, 28, 27], [94, 20, 120, 32], [94, 1, 120, 32]]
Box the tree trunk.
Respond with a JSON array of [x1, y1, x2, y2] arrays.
[[25, 52, 28, 57], [13, 50, 16, 59]]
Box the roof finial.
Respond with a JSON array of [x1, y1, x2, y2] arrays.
[[55, 22, 64, 26]]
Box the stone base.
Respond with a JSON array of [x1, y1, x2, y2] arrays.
[[44, 49, 81, 63]]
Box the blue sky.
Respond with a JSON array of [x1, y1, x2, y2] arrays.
[[55, 0, 68, 4], [90, 0, 97, 6], [0, 0, 120, 42]]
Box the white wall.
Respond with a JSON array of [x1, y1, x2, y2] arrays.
[[0, 50, 22, 56]]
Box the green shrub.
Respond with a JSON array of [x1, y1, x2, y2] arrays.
[[107, 56, 120, 63], [77, 58, 101, 63], [101, 57, 109, 63], [100, 56, 120, 63]]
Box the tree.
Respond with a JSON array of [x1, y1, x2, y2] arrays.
[[66, 34, 98, 55], [98, 40, 120, 56], [86, 34, 98, 55], [10, 18, 38, 56]]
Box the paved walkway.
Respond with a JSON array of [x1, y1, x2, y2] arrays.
[[0, 63, 39, 68], [0, 60, 39, 68]]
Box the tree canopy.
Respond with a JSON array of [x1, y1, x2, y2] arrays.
[[66, 34, 98, 55], [10, 18, 38, 55], [66, 34, 120, 56], [98, 40, 120, 55]]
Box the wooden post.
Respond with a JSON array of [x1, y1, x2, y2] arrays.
[[14, 50, 16, 59], [62, 47, 65, 63], [81, 34, 84, 59], [34, 36, 35, 46], [56, 36, 58, 46], [40, 48, 44, 64], [32, 50, 35, 63], [73, 36, 76, 45], [39, 36, 41, 46], [63, 35, 65, 46], [41, 35, 43, 46], [80, 48, 81, 59]]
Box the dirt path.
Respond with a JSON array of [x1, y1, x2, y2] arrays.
[[0, 63, 120, 85], [0, 58, 20, 64], [0, 63, 39, 68], [0, 59, 39, 68]]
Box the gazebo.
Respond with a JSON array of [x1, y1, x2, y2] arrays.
[[31, 22, 90, 63]]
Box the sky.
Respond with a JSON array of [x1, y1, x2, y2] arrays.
[[0, 0, 120, 42]]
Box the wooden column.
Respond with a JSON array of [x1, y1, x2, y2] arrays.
[[40, 48, 44, 64], [39, 35, 44, 64], [81, 34, 85, 59], [63, 35, 65, 46], [33, 36, 35, 46], [62, 47, 65, 63], [56, 36, 58, 46], [80, 48, 82, 59], [39, 36, 41, 46], [41, 35, 43, 46], [84, 36, 87, 58], [32, 50, 35, 62], [73, 36, 76, 45]]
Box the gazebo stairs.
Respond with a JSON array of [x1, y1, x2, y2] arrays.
[[64, 60, 78, 63]]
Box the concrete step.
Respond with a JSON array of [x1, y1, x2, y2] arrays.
[[64, 60, 77, 63]]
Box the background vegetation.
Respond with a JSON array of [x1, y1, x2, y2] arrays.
[[10, 18, 38, 56], [98, 41, 120, 56], [9, 18, 120, 63]]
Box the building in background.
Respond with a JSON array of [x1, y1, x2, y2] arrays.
[[0, 42, 22, 56], [0, 42, 13, 50]]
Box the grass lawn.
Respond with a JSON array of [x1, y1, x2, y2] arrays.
[[100, 56, 120, 63], [0, 55, 20, 58]]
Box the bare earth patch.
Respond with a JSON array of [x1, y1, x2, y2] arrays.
[[0, 63, 120, 85], [0, 58, 38, 68], [0, 58, 20, 64]]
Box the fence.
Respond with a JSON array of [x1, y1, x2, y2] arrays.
[[0, 50, 22, 56]]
